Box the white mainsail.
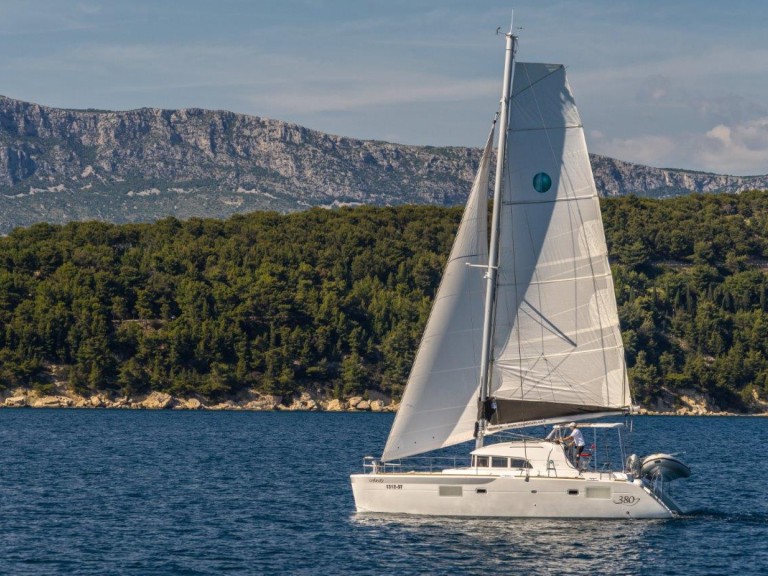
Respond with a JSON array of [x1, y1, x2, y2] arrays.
[[381, 126, 495, 462], [488, 63, 631, 426]]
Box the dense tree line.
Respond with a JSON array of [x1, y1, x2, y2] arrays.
[[0, 206, 456, 401], [2, 192, 768, 410], [604, 191, 768, 410]]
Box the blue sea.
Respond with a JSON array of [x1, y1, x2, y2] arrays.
[[0, 410, 765, 575]]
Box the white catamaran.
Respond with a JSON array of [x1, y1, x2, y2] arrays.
[[350, 26, 691, 519]]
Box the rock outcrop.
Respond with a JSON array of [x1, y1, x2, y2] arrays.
[[323, 399, 346, 412], [241, 394, 282, 411], [590, 156, 766, 198], [134, 391, 174, 409], [0, 95, 478, 234], [29, 395, 74, 408], [4, 396, 27, 407]]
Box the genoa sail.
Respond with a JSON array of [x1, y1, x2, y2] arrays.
[[381, 126, 495, 462], [487, 63, 631, 428]]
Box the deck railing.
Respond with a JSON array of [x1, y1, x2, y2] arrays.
[[362, 455, 472, 474]]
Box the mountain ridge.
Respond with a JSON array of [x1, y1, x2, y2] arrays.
[[2, 94, 767, 234]]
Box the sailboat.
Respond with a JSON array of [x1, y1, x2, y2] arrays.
[[350, 27, 691, 518], [351, 24, 690, 518]]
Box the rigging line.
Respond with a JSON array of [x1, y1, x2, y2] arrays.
[[505, 193, 596, 206], [528, 66, 581, 354], [444, 252, 486, 266], [533, 65, 620, 406], [508, 345, 606, 405], [518, 298, 577, 346], [500, 62, 537, 397], [515, 354, 562, 404], [502, 270, 615, 286], [541, 358, 607, 405], [526, 66, 578, 358], [555, 143, 581, 346], [528, 209, 548, 351], [512, 72, 552, 371]]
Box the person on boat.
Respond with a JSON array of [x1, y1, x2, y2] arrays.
[[561, 423, 586, 465]]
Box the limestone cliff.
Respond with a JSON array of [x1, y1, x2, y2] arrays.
[[2, 95, 767, 234]]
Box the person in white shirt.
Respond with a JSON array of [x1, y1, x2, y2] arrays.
[[561, 422, 586, 465]]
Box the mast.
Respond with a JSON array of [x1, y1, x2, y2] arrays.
[[476, 22, 517, 448]]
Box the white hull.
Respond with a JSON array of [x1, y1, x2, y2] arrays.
[[351, 472, 681, 519]]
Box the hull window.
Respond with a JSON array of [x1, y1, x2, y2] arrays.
[[586, 486, 611, 499], [439, 486, 463, 497]]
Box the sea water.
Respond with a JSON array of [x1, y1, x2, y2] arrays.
[[0, 410, 765, 575]]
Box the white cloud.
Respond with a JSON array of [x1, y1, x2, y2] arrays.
[[636, 75, 671, 103], [699, 117, 768, 175], [590, 117, 768, 176], [591, 134, 679, 168], [248, 74, 498, 115]]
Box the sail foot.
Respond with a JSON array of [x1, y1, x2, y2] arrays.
[[477, 397, 616, 426]]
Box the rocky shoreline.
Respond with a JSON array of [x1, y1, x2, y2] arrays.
[[1, 386, 767, 416], [0, 389, 398, 413]]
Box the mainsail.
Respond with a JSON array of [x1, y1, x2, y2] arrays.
[[381, 126, 495, 462], [487, 63, 631, 427]]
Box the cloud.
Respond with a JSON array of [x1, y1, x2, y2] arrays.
[[636, 75, 671, 103], [76, 2, 102, 16], [591, 133, 679, 168], [692, 94, 767, 127], [699, 117, 768, 175], [247, 74, 497, 115], [583, 60, 768, 175], [590, 116, 768, 176]]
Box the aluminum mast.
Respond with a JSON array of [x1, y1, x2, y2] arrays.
[[476, 23, 517, 448]]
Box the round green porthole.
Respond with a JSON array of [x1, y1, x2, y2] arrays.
[[532, 172, 552, 193]]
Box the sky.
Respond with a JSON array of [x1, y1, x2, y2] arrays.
[[0, 0, 766, 176]]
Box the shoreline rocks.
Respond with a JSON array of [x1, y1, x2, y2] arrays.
[[0, 387, 400, 413], [0, 386, 765, 416]]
